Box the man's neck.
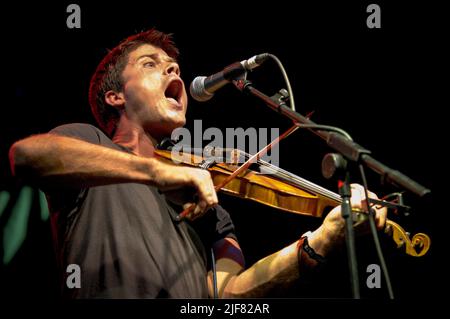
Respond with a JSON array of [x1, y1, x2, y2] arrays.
[[112, 115, 157, 158]]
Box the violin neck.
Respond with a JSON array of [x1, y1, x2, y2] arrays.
[[256, 157, 342, 204]]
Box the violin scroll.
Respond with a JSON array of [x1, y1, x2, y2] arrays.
[[384, 220, 431, 257]]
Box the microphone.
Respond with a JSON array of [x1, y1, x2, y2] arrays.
[[190, 53, 269, 102]]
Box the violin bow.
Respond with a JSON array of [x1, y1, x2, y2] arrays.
[[176, 123, 300, 221]]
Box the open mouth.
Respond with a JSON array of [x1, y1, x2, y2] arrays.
[[164, 79, 183, 107]]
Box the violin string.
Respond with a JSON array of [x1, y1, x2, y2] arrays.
[[220, 148, 389, 208], [267, 164, 342, 202], [238, 150, 342, 202], [258, 162, 389, 209], [255, 158, 389, 208]]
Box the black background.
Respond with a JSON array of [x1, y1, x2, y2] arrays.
[[1, 0, 439, 306]]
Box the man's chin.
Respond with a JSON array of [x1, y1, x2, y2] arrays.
[[150, 117, 186, 137], [170, 117, 186, 130]]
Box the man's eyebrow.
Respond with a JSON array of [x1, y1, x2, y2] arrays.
[[136, 53, 177, 63]]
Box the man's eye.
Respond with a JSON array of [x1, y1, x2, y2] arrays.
[[143, 61, 156, 68]]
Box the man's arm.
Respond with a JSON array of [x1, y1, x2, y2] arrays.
[[207, 225, 332, 298], [9, 133, 218, 213], [208, 184, 387, 298]]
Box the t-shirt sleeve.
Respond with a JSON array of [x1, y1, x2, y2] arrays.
[[48, 123, 115, 148], [43, 123, 115, 204], [189, 204, 241, 271], [192, 204, 238, 247], [211, 205, 238, 243]]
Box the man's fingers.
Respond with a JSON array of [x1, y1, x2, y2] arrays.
[[350, 184, 365, 210], [187, 200, 211, 221], [364, 189, 387, 230], [182, 202, 194, 211], [351, 184, 379, 209], [192, 170, 218, 207], [350, 183, 387, 230], [377, 208, 387, 230], [182, 170, 218, 221], [373, 204, 387, 230], [157, 164, 219, 221]]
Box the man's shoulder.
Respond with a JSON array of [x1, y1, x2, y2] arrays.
[[49, 123, 111, 145], [49, 122, 104, 135]]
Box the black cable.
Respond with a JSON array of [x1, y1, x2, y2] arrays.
[[267, 54, 296, 111], [291, 123, 353, 141], [265, 54, 353, 141], [358, 163, 395, 299], [211, 248, 219, 298]]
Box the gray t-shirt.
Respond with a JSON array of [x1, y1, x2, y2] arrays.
[[45, 123, 237, 298]]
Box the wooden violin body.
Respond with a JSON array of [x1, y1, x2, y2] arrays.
[[155, 148, 431, 257], [155, 148, 337, 217]]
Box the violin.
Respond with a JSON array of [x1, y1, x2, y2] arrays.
[[154, 143, 431, 257]]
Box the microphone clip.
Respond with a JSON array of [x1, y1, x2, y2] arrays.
[[270, 89, 290, 108]]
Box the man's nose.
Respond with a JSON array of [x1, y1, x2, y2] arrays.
[[165, 62, 180, 76]]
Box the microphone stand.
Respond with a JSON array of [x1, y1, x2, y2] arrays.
[[232, 79, 430, 197], [232, 78, 431, 298]]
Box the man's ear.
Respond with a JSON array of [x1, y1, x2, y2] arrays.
[[105, 90, 125, 110]]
